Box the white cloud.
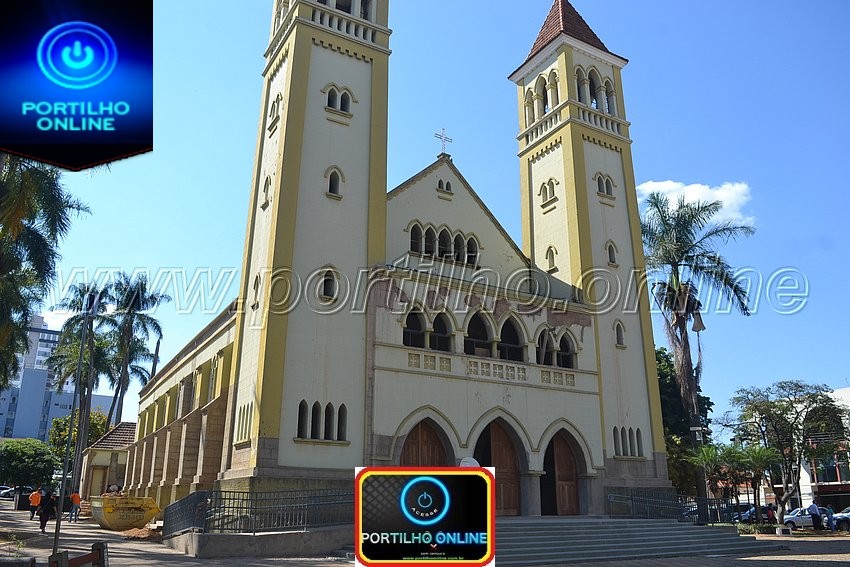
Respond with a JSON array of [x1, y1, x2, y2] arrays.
[[637, 180, 755, 226], [41, 309, 74, 330]]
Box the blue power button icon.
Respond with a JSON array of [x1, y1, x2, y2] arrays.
[[37, 21, 118, 89]]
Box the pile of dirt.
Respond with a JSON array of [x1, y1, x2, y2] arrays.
[[120, 527, 162, 542]]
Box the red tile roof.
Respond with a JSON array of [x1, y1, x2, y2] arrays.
[[89, 422, 137, 451], [526, 0, 610, 62]]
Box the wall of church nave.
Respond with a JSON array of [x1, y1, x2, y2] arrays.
[[386, 164, 529, 280], [367, 352, 604, 471]]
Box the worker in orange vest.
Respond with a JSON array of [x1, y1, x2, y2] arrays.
[[69, 489, 82, 523], [29, 488, 41, 520]]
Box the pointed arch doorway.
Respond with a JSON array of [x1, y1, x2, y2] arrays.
[[474, 420, 521, 516], [542, 430, 581, 515], [400, 420, 450, 466]]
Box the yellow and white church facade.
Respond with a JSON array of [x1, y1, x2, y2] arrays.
[[124, 0, 670, 517]]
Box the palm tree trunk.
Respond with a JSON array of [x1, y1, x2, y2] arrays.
[[106, 385, 120, 426]]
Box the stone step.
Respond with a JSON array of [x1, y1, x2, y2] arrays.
[[497, 531, 750, 546], [496, 526, 740, 541], [495, 541, 781, 565]]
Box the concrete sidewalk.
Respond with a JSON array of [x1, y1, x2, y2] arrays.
[[0, 499, 350, 566]]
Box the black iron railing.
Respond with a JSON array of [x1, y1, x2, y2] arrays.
[[607, 488, 733, 525], [163, 489, 353, 537]]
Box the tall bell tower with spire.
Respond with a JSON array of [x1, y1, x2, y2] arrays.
[[222, 0, 391, 490], [510, 0, 669, 488]]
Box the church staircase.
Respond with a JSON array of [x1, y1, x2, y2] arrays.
[[494, 517, 781, 565]]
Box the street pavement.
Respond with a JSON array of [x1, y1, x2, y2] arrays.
[[2, 499, 850, 565]]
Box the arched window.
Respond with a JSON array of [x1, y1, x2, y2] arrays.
[[324, 403, 335, 440], [597, 176, 606, 194], [536, 331, 555, 365], [453, 235, 465, 263], [575, 68, 587, 104], [545, 247, 557, 272], [524, 89, 535, 127], [403, 310, 426, 348], [252, 273, 261, 309], [535, 76, 547, 118], [608, 243, 617, 265], [328, 170, 341, 195], [261, 176, 271, 209], [548, 70, 560, 107], [548, 179, 556, 199], [605, 178, 613, 196], [557, 335, 576, 369], [327, 88, 338, 109], [336, 0, 352, 14], [424, 228, 437, 256], [438, 229, 452, 258], [615, 322, 625, 346], [498, 318, 524, 362], [410, 224, 422, 253], [340, 92, 351, 113], [311, 401, 322, 439], [337, 404, 348, 441], [360, 0, 372, 21], [321, 270, 337, 300], [588, 70, 602, 110], [464, 312, 491, 357], [445, 181, 452, 193], [605, 80, 617, 116], [613, 426, 621, 456], [298, 400, 310, 439], [628, 427, 636, 457], [636, 428, 644, 457], [438, 180, 444, 190], [620, 427, 628, 457], [466, 238, 478, 265], [430, 313, 453, 352]]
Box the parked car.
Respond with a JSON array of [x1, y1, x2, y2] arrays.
[[733, 505, 769, 523], [0, 486, 33, 499], [833, 506, 850, 531], [783, 506, 829, 529], [0, 486, 10, 498]]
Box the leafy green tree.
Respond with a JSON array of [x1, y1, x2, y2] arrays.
[[0, 153, 88, 388], [100, 272, 169, 425], [47, 410, 110, 469], [0, 438, 60, 487], [656, 347, 713, 494], [730, 380, 848, 522], [642, 193, 754, 498]]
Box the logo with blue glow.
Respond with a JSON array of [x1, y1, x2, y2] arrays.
[[37, 21, 118, 89], [400, 476, 450, 526]]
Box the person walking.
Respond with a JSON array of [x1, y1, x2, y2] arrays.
[[69, 489, 81, 523], [28, 488, 41, 520], [807, 499, 823, 531], [766, 503, 777, 525], [37, 493, 57, 534]]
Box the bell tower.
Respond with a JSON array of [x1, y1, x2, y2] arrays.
[[222, 0, 391, 488], [509, 1, 668, 485]]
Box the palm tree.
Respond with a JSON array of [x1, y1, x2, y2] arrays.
[[742, 445, 781, 523], [105, 333, 154, 425], [101, 272, 170, 425], [0, 152, 88, 388], [641, 192, 754, 497]]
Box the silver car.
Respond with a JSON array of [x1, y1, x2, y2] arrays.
[[783, 506, 829, 529]]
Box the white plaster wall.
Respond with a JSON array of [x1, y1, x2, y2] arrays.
[[234, 61, 288, 421], [277, 42, 375, 468], [582, 140, 653, 457], [529, 144, 572, 281]]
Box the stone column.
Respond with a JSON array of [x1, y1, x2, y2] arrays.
[[520, 471, 544, 516], [196, 400, 227, 490], [595, 86, 607, 112], [580, 79, 591, 107]]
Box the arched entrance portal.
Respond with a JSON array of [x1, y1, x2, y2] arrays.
[[400, 420, 450, 466], [474, 420, 521, 516], [542, 430, 580, 515]]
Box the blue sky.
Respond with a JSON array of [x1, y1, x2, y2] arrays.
[[44, 0, 850, 427]]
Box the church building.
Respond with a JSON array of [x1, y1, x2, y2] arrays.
[[124, 0, 670, 517]]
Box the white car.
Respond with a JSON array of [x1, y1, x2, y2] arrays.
[[783, 506, 829, 529], [832, 506, 850, 531]]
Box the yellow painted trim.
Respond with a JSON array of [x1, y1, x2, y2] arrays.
[[619, 145, 665, 451]]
